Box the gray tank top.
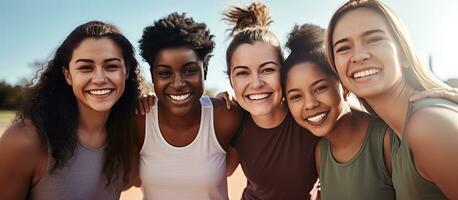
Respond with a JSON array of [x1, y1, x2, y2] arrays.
[[28, 142, 121, 200]]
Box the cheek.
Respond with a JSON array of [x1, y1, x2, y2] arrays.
[[230, 77, 247, 96]]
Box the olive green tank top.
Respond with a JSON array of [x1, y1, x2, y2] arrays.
[[320, 117, 396, 200], [392, 97, 458, 200]]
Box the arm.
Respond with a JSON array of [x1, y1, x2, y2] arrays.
[[211, 97, 243, 151], [0, 123, 44, 199], [226, 146, 240, 177], [382, 128, 392, 176], [215, 91, 238, 110], [312, 143, 321, 200], [406, 106, 458, 199]]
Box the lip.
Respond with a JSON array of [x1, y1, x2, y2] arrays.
[[304, 111, 329, 126], [166, 92, 193, 105], [85, 88, 115, 97], [348, 67, 382, 82], [244, 92, 273, 102]]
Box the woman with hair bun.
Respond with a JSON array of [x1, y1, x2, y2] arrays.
[[281, 23, 396, 200], [222, 3, 319, 199]]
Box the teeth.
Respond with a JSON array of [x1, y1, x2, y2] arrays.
[[353, 69, 380, 79], [248, 93, 270, 100], [169, 93, 191, 101], [88, 89, 112, 95], [307, 112, 327, 123]]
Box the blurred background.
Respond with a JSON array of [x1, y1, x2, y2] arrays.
[[1, 0, 457, 199]]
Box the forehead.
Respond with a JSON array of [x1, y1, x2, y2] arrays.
[[72, 37, 122, 58], [154, 47, 199, 65], [332, 7, 390, 41], [286, 62, 328, 88], [231, 41, 279, 67]]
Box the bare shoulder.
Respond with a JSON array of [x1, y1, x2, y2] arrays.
[[1, 120, 44, 152], [404, 106, 458, 197], [210, 97, 243, 131]]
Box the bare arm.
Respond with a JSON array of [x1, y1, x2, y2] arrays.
[[382, 128, 392, 176], [410, 88, 458, 103], [226, 146, 240, 177], [0, 123, 43, 199], [406, 106, 458, 199]]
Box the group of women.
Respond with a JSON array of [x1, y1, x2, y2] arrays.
[[0, 0, 457, 199]]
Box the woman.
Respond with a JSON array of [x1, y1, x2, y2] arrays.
[[223, 3, 319, 199], [282, 23, 395, 200], [0, 21, 139, 199], [326, 0, 458, 199], [136, 12, 242, 200]]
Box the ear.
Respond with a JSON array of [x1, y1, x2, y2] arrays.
[[62, 67, 72, 85]]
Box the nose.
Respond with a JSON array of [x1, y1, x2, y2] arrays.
[[303, 94, 319, 110], [250, 73, 264, 89], [92, 68, 107, 83], [171, 73, 185, 89], [350, 45, 370, 63]]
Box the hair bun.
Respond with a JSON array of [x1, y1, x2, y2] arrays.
[[223, 2, 272, 36], [286, 23, 325, 53]]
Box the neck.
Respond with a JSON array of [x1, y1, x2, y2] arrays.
[[365, 79, 414, 137], [77, 103, 110, 148], [324, 105, 359, 146], [251, 102, 288, 129], [157, 100, 201, 130]]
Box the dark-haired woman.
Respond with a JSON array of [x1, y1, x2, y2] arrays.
[[281, 23, 395, 200], [222, 3, 319, 199], [0, 21, 140, 199], [136, 12, 242, 200]]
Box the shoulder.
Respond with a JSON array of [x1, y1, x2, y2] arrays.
[[210, 97, 243, 131], [1, 120, 44, 153]]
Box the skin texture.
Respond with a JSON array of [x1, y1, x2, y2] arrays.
[[0, 37, 128, 199], [331, 7, 458, 198], [229, 41, 287, 128]]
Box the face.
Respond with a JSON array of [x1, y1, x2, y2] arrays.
[[151, 47, 204, 116], [332, 8, 405, 99], [286, 62, 347, 137], [64, 37, 127, 114], [229, 41, 283, 116]]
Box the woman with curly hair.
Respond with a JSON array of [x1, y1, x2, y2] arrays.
[[0, 21, 140, 199], [326, 0, 458, 198], [137, 12, 242, 200], [221, 3, 319, 199]]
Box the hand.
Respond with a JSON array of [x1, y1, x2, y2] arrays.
[[410, 87, 458, 103], [215, 91, 237, 110], [135, 93, 156, 115]]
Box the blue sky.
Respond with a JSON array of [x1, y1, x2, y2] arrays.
[[1, 0, 457, 92]]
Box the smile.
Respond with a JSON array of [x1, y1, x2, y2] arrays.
[[87, 89, 113, 96], [352, 68, 380, 79], [306, 111, 328, 124], [168, 93, 192, 102], [246, 93, 271, 100]]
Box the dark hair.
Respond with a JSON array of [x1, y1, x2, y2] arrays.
[[281, 23, 336, 94], [16, 21, 140, 186], [223, 2, 283, 77], [139, 12, 215, 79]]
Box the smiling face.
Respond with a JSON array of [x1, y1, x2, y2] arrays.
[[64, 37, 127, 114], [332, 8, 405, 99], [285, 62, 347, 137], [151, 47, 204, 116], [229, 41, 283, 117]]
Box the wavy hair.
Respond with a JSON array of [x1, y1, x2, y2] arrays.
[[16, 21, 140, 186]]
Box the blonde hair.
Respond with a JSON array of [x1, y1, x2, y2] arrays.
[[326, 0, 449, 91]]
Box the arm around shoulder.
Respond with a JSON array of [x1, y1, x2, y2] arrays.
[[0, 122, 45, 199], [406, 106, 458, 199], [211, 97, 243, 150]]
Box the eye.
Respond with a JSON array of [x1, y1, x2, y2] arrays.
[[77, 65, 93, 72], [261, 67, 276, 74], [234, 70, 249, 77], [335, 45, 350, 53], [289, 93, 302, 101], [105, 64, 121, 72], [183, 67, 199, 75], [367, 36, 384, 44], [313, 85, 328, 94], [157, 70, 171, 78]]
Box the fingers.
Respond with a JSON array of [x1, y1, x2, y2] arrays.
[[410, 88, 458, 103], [216, 91, 232, 110]]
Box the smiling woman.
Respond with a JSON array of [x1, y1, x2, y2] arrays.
[[0, 21, 140, 200]]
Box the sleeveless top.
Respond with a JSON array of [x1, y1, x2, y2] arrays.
[[319, 117, 395, 200], [139, 96, 228, 200], [29, 142, 121, 200], [392, 97, 457, 199], [231, 112, 319, 200]]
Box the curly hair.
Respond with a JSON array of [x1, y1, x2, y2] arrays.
[[223, 2, 283, 77], [15, 21, 140, 187], [281, 23, 336, 95], [139, 12, 215, 79]]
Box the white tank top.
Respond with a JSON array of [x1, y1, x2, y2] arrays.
[[139, 96, 228, 200]]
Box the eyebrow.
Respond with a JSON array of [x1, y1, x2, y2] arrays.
[[333, 29, 386, 47], [232, 61, 278, 72], [75, 58, 121, 64], [155, 61, 199, 69], [286, 78, 327, 94]]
